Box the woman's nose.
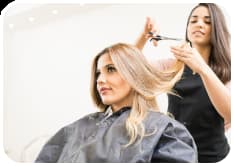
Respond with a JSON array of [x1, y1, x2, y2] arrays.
[[196, 19, 205, 27], [97, 73, 106, 84]]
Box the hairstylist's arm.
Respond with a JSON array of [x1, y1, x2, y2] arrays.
[[135, 17, 159, 50], [200, 69, 230, 124], [224, 81, 231, 130], [135, 17, 177, 72]]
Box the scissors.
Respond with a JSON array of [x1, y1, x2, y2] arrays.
[[148, 32, 183, 42]]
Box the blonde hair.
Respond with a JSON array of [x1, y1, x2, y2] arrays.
[[90, 43, 184, 146]]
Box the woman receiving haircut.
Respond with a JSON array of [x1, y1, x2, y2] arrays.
[[35, 43, 197, 163], [136, 3, 230, 162]]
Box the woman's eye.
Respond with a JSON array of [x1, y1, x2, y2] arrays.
[[190, 20, 197, 23], [107, 66, 116, 73], [190, 19, 211, 24]]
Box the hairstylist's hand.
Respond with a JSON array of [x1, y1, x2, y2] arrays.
[[170, 43, 208, 75], [144, 17, 160, 46]]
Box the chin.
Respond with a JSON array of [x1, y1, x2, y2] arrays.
[[101, 99, 114, 105]]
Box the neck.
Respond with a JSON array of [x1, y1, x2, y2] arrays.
[[111, 91, 134, 112], [193, 44, 211, 64], [111, 97, 133, 113]]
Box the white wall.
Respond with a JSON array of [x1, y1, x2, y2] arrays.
[[3, 2, 230, 162]]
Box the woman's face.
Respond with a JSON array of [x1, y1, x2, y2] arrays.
[[96, 53, 133, 112], [187, 6, 212, 46]]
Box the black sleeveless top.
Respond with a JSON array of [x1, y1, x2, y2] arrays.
[[168, 66, 230, 162]]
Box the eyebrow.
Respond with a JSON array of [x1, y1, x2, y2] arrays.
[[96, 64, 114, 72], [191, 15, 211, 19]]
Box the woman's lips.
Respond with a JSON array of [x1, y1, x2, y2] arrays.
[[193, 30, 205, 35], [99, 87, 112, 95]]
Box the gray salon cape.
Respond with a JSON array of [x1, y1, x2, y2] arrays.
[[35, 107, 197, 162]]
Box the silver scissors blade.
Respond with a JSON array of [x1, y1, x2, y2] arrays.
[[148, 32, 183, 41]]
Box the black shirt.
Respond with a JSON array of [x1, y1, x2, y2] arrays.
[[168, 66, 230, 162]]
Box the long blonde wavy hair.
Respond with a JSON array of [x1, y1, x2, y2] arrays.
[[90, 43, 184, 146]]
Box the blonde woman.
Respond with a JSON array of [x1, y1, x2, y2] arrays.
[[35, 43, 197, 163]]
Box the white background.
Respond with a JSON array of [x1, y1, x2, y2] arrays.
[[1, 0, 232, 163]]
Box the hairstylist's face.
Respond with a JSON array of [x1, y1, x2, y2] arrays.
[[96, 53, 133, 112], [187, 6, 211, 46]]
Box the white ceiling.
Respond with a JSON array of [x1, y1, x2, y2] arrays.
[[3, 4, 112, 30]]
